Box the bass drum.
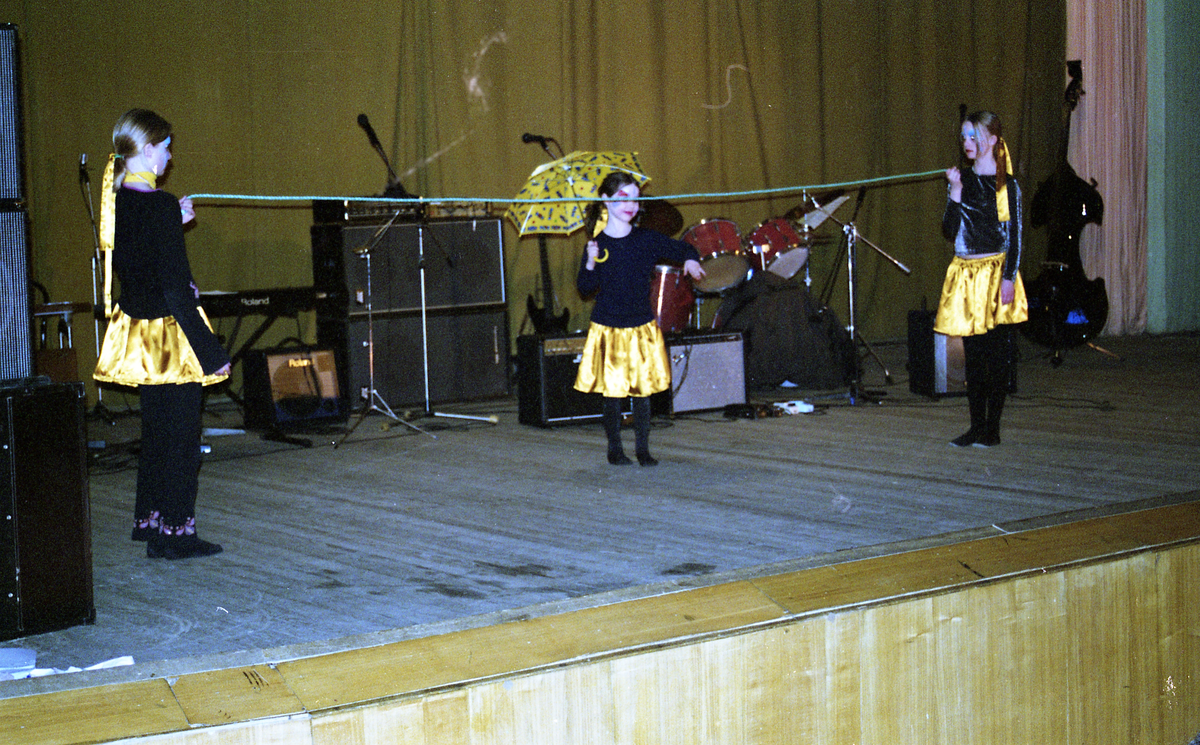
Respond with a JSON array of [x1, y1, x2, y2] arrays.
[[650, 265, 695, 334], [682, 219, 748, 294], [746, 217, 809, 279]]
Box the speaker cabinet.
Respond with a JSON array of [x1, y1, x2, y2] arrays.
[[516, 332, 737, 426], [0, 25, 23, 201], [0, 206, 30, 380], [322, 306, 510, 409], [312, 218, 506, 313], [667, 332, 746, 413], [242, 347, 346, 430], [907, 309, 966, 397], [0, 381, 94, 640]]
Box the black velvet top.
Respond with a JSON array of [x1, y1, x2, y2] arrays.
[[576, 227, 700, 328], [941, 169, 1023, 281], [113, 187, 230, 374]]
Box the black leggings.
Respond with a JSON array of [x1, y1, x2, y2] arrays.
[[136, 382, 204, 529]]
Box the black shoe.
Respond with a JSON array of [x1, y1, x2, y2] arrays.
[[950, 428, 980, 447], [973, 431, 1000, 448], [607, 450, 632, 465], [131, 526, 156, 542], [636, 452, 658, 467], [147, 534, 224, 560]]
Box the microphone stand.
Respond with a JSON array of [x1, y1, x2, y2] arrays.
[[805, 192, 911, 405], [79, 156, 117, 424], [335, 209, 430, 446]]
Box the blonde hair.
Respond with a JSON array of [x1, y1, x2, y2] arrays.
[[111, 109, 171, 190]]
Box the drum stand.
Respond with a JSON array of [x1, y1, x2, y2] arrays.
[[808, 193, 911, 405], [336, 211, 430, 447]]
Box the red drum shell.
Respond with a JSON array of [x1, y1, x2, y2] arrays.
[[683, 219, 748, 293], [746, 217, 809, 278], [650, 264, 695, 334]]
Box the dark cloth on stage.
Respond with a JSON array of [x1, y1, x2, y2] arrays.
[[715, 272, 853, 390]]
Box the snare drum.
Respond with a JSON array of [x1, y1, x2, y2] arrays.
[[746, 217, 809, 279], [682, 219, 749, 294], [650, 265, 695, 334]]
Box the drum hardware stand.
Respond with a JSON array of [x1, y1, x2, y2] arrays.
[[806, 192, 911, 404], [336, 210, 431, 447]]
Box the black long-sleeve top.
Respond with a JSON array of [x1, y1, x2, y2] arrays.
[[576, 227, 701, 328], [113, 187, 230, 374], [941, 169, 1023, 281]]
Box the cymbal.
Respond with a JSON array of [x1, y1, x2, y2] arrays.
[[785, 188, 847, 227], [638, 198, 684, 237]]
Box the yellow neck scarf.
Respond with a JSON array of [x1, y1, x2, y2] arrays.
[[123, 170, 157, 189]]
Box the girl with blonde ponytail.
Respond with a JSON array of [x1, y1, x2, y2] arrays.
[[94, 109, 231, 559]]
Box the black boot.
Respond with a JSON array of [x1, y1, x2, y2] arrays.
[[976, 388, 1006, 447], [603, 398, 631, 465], [952, 385, 988, 447], [632, 396, 657, 466], [147, 532, 223, 560]]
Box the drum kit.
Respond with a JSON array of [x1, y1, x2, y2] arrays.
[[650, 194, 849, 333]]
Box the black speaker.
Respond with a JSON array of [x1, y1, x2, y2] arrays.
[[0, 25, 22, 201], [326, 306, 510, 409], [907, 309, 966, 397], [0, 206, 30, 380], [517, 334, 604, 426], [312, 218, 506, 313], [667, 332, 746, 412], [0, 381, 94, 640], [242, 347, 346, 430]]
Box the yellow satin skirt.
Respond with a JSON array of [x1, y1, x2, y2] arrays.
[[935, 252, 1029, 337], [573, 321, 671, 398], [94, 305, 229, 387]]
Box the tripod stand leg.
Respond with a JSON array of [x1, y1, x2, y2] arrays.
[[856, 332, 894, 385], [1086, 341, 1122, 361]]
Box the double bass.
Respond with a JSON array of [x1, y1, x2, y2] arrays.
[[1023, 60, 1109, 363]]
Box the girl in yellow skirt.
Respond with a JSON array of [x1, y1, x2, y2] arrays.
[[574, 172, 705, 465], [94, 109, 231, 559], [938, 111, 1028, 447]]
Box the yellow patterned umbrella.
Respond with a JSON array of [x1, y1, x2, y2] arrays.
[[506, 151, 650, 236]]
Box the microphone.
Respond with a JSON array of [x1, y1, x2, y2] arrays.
[[78, 153, 88, 183], [357, 114, 382, 148], [521, 132, 548, 145]]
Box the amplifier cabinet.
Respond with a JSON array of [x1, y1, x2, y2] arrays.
[[517, 332, 737, 426], [667, 332, 746, 413], [0, 380, 94, 640], [322, 305, 511, 409], [907, 310, 966, 398], [242, 347, 346, 430], [312, 218, 505, 314]]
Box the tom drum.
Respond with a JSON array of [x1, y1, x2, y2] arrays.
[[682, 219, 748, 294], [650, 264, 695, 334]]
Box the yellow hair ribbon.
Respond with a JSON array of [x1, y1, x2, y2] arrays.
[[995, 137, 1014, 223], [100, 154, 117, 317], [591, 205, 608, 238]]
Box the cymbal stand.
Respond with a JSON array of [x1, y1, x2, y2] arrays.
[[808, 193, 912, 404], [336, 210, 429, 447]]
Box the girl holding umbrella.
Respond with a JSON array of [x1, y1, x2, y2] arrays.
[[574, 172, 705, 466]]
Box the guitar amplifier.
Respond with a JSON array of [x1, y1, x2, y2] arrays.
[[907, 309, 966, 398], [242, 347, 347, 430], [517, 332, 739, 425], [667, 332, 746, 413]]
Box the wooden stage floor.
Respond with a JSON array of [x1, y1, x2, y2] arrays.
[[1, 332, 1197, 694]]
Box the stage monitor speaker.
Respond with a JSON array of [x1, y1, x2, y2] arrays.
[[516, 332, 732, 426], [907, 309, 965, 397], [242, 347, 346, 430], [337, 306, 510, 409], [0, 25, 22, 201], [667, 332, 746, 413], [312, 218, 505, 313], [0, 206, 30, 380], [0, 381, 94, 640]]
